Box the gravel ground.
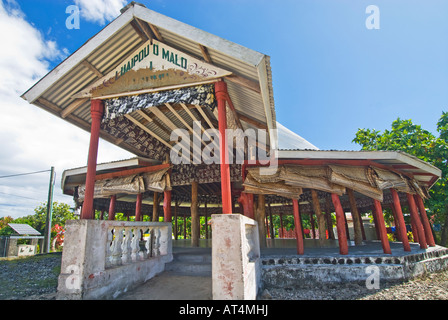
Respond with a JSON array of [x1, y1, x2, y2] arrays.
[[0, 253, 61, 300], [264, 270, 448, 300], [1, 253, 447, 300]]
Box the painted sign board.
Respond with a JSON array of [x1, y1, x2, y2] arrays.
[[73, 40, 232, 99], [17, 245, 36, 256]]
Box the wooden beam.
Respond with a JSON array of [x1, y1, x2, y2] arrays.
[[191, 181, 199, 247], [180, 103, 219, 151], [149, 106, 201, 164], [292, 199, 304, 254], [236, 111, 268, 130], [194, 105, 216, 130], [37, 97, 60, 113], [224, 94, 243, 131], [134, 18, 154, 41], [347, 189, 364, 246], [61, 98, 89, 118], [130, 19, 150, 42], [81, 60, 103, 78], [95, 163, 170, 181], [225, 74, 261, 94], [390, 189, 411, 252], [148, 23, 164, 42], [311, 189, 327, 246], [331, 193, 349, 255], [124, 114, 172, 149], [199, 44, 212, 63], [372, 199, 392, 254], [135, 109, 153, 123], [152, 192, 159, 222]]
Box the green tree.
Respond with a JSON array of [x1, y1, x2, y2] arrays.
[[14, 201, 77, 234], [353, 112, 448, 245]]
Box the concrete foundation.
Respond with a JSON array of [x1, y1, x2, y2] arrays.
[[261, 240, 448, 289], [211, 214, 262, 300], [57, 220, 172, 300]]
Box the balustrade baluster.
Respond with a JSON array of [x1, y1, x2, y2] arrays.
[[110, 228, 123, 266], [153, 228, 161, 257], [146, 228, 153, 258], [121, 228, 132, 264], [131, 228, 140, 262]]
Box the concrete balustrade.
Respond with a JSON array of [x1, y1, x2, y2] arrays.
[[57, 220, 172, 300]]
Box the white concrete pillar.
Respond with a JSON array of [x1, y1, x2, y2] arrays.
[[211, 214, 261, 300]]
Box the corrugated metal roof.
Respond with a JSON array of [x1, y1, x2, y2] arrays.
[[8, 224, 41, 236], [21, 3, 277, 157]]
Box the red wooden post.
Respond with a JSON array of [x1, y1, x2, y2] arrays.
[[414, 195, 435, 247], [292, 199, 304, 255], [390, 204, 402, 241], [390, 189, 411, 251], [407, 194, 427, 249], [331, 193, 349, 255], [81, 99, 104, 220], [135, 193, 142, 221], [238, 192, 254, 219], [309, 213, 316, 239], [372, 200, 392, 254], [215, 81, 232, 214], [108, 195, 116, 221], [163, 190, 172, 222]]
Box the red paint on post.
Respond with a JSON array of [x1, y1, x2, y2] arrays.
[[81, 99, 104, 220], [215, 81, 232, 214], [414, 195, 435, 247], [163, 190, 172, 222], [372, 200, 392, 254], [238, 192, 254, 219], [331, 193, 349, 255], [135, 193, 142, 221], [390, 189, 411, 252], [292, 199, 304, 255], [108, 195, 116, 221], [407, 193, 427, 249]]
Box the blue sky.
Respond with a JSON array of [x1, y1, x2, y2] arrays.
[[18, 0, 448, 150], [1, 0, 447, 218]]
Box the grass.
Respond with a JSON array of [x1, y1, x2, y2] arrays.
[[0, 252, 62, 299]]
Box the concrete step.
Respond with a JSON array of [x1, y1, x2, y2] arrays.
[[165, 251, 212, 276]]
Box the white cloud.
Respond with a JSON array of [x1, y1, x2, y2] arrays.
[[75, 0, 127, 25], [0, 1, 133, 219]]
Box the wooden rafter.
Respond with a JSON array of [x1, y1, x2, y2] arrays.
[[199, 44, 212, 63], [194, 105, 216, 130], [95, 164, 170, 181], [130, 19, 150, 42], [124, 114, 172, 149], [148, 23, 164, 42], [236, 111, 268, 130], [61, 98, 89, 118], [148, 106, 201, 164], [180, 103, 219, 151], [134, 18, 154, 41], [164, 103, 209, 150], [81, 60, 103, 78], [225, 74, 261, 94]]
